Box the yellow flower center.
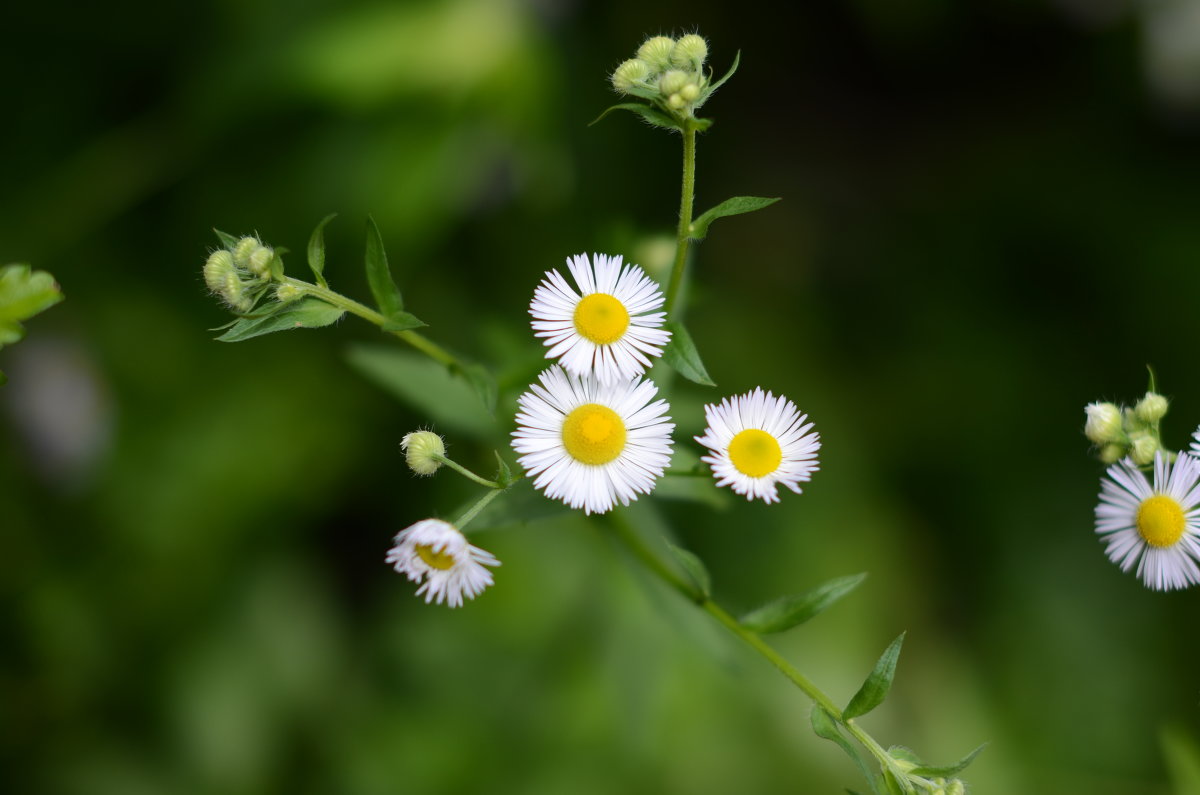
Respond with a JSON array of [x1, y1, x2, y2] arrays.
[[573, 293, 630, 345], [1136, 494, 1187, 548], [416, 544, 457, 570], [562, 403, 627, 465], [728, 429, 782, 478]]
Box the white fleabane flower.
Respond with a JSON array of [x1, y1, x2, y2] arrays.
[[695, 388, 820, 504], [512, 365, 674, 515], [1095, 452, 1200, 591], [1189, 425, 1200, 457], [529, 253, 671, 385], [386, 519, 499, 607]]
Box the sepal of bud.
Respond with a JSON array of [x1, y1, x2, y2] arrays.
[[1084, 402, 1123, 445], [637, 36, 675, 71], [671, 34, 708, 69], [402, 431, 446, 476], [1134, 392, 1169, 424]]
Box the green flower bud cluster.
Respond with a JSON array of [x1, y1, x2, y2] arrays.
[[611, 34, 714, 119], [203, 235, 280, 313], [1084, 391, 1170, 465]]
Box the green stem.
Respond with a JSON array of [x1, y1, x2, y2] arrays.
[[454, 477, 523, 531], [664, 120, 697, 320], [282, 276, 459, 368], [434, 454, 503, 489], [607, 509, 903, 782]]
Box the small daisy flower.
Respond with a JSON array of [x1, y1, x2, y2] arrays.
[[695, 388, 820, 504], [386, 519, 500, 607], [1188, 425, 1200, 457], [512, 365, 674, 515], [1095, 452, 1200, 591], [529, 253, 671, 385]]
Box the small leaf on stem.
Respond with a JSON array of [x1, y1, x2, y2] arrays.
[[662, 321, 715, 386], [590, 103, 683, 132], [364, 216, 405, 317], [844, 632, 906, 720], [307, 213, 337, 288], [215, 298, 344, 342], [689, 196, 780, 241], [666, 542, 711, 600], [740, 573, 867, 634]]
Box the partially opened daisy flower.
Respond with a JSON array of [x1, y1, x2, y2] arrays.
[[386, 519, 500, 607], [529, 253, 671, 385], [695, 388, 820, 504], [1095, 451, 1200, 591], [512, 365, 674, 515]]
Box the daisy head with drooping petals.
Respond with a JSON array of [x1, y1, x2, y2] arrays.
[[529, 253, 671, 385], [512, 365, 674, 515], [1095, 451, 1200, 591], [386, 519, 500, 607], [695, 388, 820, 504]]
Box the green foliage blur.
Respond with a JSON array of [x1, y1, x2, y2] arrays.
[[4, 1, 1200, 792]]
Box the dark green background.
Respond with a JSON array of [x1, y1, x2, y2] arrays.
[[4, 1, 1200, 792]]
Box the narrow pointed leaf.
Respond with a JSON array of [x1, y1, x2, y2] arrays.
[[380, 310, 427, 333], [692, 117, 714, 132], [666, 542, 711, 599], [1147, 364, 1158, 394], [689, 196, 780, 241], [662, 321, 715, 386], [909, 743, 987, 778], [707, 50, 741, 94], [811, 707, 879, 793], [844, 632, 906, 719], [364, 216, 404, 317], [307, 213, 337, 288], [590, 102, 683, 132], [213, 229, 240, 249], [493, 451, 513, 486], [215, 298, 344, 342], [740, 573, 867, 634]]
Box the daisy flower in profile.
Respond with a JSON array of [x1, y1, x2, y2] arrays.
[[386, 519, 499, 607], [529, 253, 671, 385], [1095, 451, 1200, 591], [695, 388, 820, 504], [512, 365, 674, 515]]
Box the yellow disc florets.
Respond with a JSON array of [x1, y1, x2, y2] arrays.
[[1136, 494, 1187, 548], [728, 428, 783, 478], [562, 403, 627, 465]]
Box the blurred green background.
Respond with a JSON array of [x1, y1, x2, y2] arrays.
[[5, 1, 1200, 792]]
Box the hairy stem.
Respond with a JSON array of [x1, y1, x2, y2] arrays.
[[664, 120, 697, 320]]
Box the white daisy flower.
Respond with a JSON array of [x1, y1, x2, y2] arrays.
[[385, 519, 500, 607], [512, 365, 674, 515], [529, 252, 671, 385], [1189, 425, 1200, 457], [1095, 452, 1200, 591], [694, 388, 820, 504]]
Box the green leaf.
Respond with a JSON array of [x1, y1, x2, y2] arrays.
[[740, 573, 868, 634], [707, 50, 741, 94], [692, 117, 714, 132], [364, 215, 404, 317], [307, 213, 337, 288], [662, 321, 715, 386], [380, 310, 427, 333], [689, 196, 780, 241], [1162, 726, 1200, 795], [0, 264, 64, 349], [493, 451, 514, 487], [215, 297, 344, 342], [908, 743, 987, 778], [213, 229, 240, 249], [844, 632, 906, 720], [811, 707, 880, 794], [590, 102, 683, 132], [666, 542, 711, 599], [457, 362, 497, 414], [345, 344, 495, 439], [1147, 364, 1158, 394]]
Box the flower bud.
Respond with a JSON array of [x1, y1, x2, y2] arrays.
[[275, 283, 303, 302], [637, 35, 675, 71], [679, 82, 701, 102], [1084, 402, 1123, 445], [612, 58, 651, 93], [659, 69, 689, 96], [402, 430, 446, 476], [1099, 444, 1125, 464], [1135, 392, 1169, 424], [1129, 432, 1159, 466], [247, 246, 274, 279], [666, 93, 686, 110], [222, 271, 252, 313], [233, 236, 259, 268], [671, 34, 708, 69], [945, 780, 965, 795], [204, 250, 234, 293]]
